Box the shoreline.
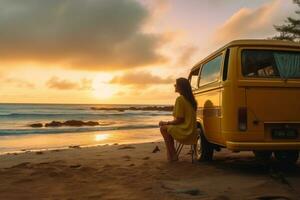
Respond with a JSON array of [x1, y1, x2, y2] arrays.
[[0, 128, 162, 155], [0, 138, 163, 156]]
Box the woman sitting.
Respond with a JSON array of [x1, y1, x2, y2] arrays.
[[159, 77, 198, 161]]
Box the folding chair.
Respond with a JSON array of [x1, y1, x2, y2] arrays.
[[175, 140, 197, 163]]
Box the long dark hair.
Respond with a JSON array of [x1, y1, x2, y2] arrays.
[[176, 77, 197, 110]]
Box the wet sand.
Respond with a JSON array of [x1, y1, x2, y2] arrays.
[[0, 128, 162, 154], [0, 142, 299, 200]]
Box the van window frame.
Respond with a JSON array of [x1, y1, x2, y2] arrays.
[[189, 67, 201, 91], [199, 53, 223, 87], [222, 49, 230, 81], [238, 47, 300, 80]]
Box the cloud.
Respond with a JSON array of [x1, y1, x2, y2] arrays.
[[115, 91, 126, 96], [110, 71, 173, 85], [46, 76, 92, 90], [112, 85, 176, 104], [0, 0, 168, 71], [0, 77, 35, 88], [80, 78, 93, 90], [176, 45, 198, 66], [144, 0, 170, 20], [212, 0, 283, 45]]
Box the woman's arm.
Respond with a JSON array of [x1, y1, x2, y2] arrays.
[[159, 117, 184, 126], [168, 117, 184, 125]]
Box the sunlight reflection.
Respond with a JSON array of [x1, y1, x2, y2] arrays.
[[95, 134, 109, 141]]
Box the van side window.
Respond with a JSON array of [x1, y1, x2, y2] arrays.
[[189, 68, 200, 90], [199, 55, 222, 86]]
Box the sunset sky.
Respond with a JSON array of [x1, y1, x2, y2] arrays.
[[0, 0, 297, 105]]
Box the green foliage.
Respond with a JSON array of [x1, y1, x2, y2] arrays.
[[273, 0, 300, 42]]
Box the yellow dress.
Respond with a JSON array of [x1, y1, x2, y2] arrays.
[[167, 95, 198, 144]]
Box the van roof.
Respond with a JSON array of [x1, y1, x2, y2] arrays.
[[190, 39, 300, 71], [224, 39, 300, 49]]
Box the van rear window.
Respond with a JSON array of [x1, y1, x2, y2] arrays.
[[242, 50, 300, 79]]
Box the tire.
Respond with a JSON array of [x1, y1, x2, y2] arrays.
[[253, 151, 272, 162], [274, 150, 299, 164], [194, 127, 214, 161]]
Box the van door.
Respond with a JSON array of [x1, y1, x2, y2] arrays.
[[240, 49, 300, 141], [198, 54, 223, 144]]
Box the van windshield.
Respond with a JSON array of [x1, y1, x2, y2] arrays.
[[242, 50, 300, 79]]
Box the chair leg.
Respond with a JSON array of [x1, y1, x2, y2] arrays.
[[175, 142, 196, 163], [176, 143, 184, 157], [175, 141, 196, 163]]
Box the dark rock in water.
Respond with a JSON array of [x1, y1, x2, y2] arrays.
[[29, 123, 43, 128], [69, 145, 81, 149], [85, 121, 99, 126], [45, 121, 63, 127], [44, 120, 99, 127], [63, 120, 99, 126], [64, 120, 85, 126]]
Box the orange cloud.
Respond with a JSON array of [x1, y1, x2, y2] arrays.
[[112, 86, 176, 104], [0, 0, 169, 71], [0, 77, 35, 88], [145, 0, 170, 21], [176, 45, 198, 66], [110, 71, 174, 85], [212, 0, 281, 45], [46, 76, 92, 90]]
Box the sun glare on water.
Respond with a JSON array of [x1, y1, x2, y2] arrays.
[[95, 134, 110, 141]]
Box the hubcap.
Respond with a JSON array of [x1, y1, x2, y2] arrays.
[[196, 136, 202, 159]]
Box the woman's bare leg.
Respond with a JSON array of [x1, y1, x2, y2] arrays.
[[160, 126, 172, 160], [160, 126, 178, 161], [167, 134, 177, 161]]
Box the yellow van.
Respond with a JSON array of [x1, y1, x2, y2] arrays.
[[189, 39, 300, 163]]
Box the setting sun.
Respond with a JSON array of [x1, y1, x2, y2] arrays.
[[91, 74, 118, 99], [92, 83, 117, 99]]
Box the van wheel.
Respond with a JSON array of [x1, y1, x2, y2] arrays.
[[274, 150, 299, 164], [253, 151, 272, 162], [194, 129, 214, 161]]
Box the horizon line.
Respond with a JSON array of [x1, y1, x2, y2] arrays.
[[0, 102, 172, 106]]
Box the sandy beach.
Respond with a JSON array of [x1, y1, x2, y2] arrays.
[[0, 141, 300, 200]]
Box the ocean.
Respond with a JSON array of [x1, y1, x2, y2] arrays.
[[0, 104, 172, 153], [0, 103, 172, 135]]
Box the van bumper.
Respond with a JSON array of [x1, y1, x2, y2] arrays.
[[226, 141, 300, 151]]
